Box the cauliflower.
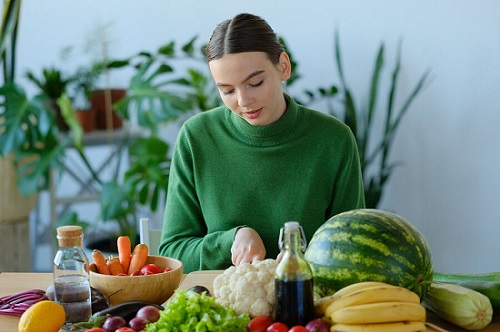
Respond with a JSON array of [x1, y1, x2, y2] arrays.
[[213, 259, 278, 318]]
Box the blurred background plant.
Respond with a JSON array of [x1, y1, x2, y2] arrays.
[[303, 31, 431, 208]]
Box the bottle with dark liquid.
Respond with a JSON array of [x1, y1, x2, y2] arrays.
[[275, 221, 314, 327]]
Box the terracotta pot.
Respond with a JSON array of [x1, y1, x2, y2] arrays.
[[75, 109, 96, 133], [90, 89, 126, 130]]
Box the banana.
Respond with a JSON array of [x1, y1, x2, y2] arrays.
[[325, 284, 420, 317], [330, 281, 391, 299], [330, 301, 426, 324], [314, 281, 389, 316], [331, 321, 426, 332]]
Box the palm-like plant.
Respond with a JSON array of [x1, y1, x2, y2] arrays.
[[304, 31, 431, 208], [0, 0, 21, 84]]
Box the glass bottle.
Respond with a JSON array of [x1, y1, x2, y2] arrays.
[[53, 225, 92, 324], [275, 221, 314, 327]]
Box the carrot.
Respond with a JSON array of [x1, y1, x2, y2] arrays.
[[91, 249, 110, 275], [107, 256, 125, 275], [127, 243, 149, 275], [117, 236, 132, 273]]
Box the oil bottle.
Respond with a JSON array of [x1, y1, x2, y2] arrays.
[[275, 221, 314, 327]]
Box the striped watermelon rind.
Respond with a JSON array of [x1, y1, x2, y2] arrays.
[[304, 209, 433, 299]]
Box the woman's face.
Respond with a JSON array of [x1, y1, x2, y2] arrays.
[[209, 51, 291, 126]]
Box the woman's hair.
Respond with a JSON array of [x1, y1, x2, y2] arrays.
[[205, 13, 285, 64]]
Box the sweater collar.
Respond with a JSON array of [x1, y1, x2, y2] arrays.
[[228, 94, 301, 144]]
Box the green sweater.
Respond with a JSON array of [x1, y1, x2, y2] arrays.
[[159, 95, 365, 273]]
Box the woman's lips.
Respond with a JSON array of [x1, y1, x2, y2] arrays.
[[243, 108, 263, 120]]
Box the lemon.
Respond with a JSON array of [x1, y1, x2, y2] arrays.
[[18, 300, 66, 332]]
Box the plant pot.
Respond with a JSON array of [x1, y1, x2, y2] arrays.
[[90, 89, 126, 130], [75, 109, 96, 133], [0, 154, 38, 272], [0, 154, 38, 223]]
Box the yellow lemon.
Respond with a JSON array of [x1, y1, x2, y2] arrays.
[[18, 300, 66, 332]]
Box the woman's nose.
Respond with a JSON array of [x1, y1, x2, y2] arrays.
[[237, 90, 253, 108]]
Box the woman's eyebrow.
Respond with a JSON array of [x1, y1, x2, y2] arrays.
[[216, 70, 265, 87]]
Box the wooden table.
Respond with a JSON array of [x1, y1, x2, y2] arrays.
[[1, 272, 499, 332]]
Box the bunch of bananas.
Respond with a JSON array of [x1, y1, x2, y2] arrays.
[[315, 281, 427, 332]]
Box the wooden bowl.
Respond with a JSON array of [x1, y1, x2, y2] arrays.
[[89, 255, 183, 305]]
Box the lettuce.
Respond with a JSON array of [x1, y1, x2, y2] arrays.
[[144, 289, 250, 332]]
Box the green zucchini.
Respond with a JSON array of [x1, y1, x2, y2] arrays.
[[423, 281, 493, 330], [434, 272, 500, 312], [434, 272, 500, 282]]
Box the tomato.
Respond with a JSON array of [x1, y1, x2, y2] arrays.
[[266, 322, 288, 332], [289, 326, 309, 332], [85, 329, 106, 332], [115, 328, 135, 332], [140, 263, 163, 275], [248, 315, 274, 332]]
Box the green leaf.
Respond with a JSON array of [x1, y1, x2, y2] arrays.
[[124, 137, 170, 212], [57, 94, 83, 152], [100, 181, 134, 220], [182, 36, 198, 57], [158, 41, 176, 56]]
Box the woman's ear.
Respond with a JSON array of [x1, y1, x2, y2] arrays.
[[278, 52, 292, 81]]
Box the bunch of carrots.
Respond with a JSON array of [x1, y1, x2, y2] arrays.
[[91, 236, 149, 276]]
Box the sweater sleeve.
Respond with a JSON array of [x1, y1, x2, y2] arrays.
[[330, 128, 366, 215], [158, 126, 235, 273]]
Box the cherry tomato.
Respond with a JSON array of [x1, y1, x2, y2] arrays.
[[165, 267, 172, 272], [85, 329, 106, 332], [115, 328, 135, 332], [248, 315, 274, 332], [140, 263, 163, 275], [266, 322, 288, 332], [289, 326, 309, 332]]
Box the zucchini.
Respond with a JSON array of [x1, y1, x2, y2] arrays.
[[423, 281, 493, 330], [434, 272, 500, 312], [434, 271, 500, 282]]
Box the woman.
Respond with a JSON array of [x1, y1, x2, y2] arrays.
[[159, 13, 365, 273]]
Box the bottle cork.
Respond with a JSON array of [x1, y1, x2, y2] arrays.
[[56, 225, 83, 247]]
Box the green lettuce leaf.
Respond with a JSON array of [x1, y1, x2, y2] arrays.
[[145, 289, 250, 332]]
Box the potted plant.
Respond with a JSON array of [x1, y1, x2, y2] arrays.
[[50, 37, 211, 251], [0, 0, 86, 271], [302, 31, 431, 208]]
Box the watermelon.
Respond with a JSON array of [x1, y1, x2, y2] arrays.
[[304, 209, 433, 299]]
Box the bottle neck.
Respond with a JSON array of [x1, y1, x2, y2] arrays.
[[284, 229, 303, 254]]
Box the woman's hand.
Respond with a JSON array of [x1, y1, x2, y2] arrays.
[[231, 227, 266, 265]]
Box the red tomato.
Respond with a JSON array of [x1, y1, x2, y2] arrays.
[[85, 329, 106, 332], [289, 326, 309, 332], [115, 328, 135, 332], [266, 322, 288, 332], [248, 315, 274, 332], [140, 263, 163, 275]]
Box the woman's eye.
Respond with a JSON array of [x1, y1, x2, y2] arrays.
[[249, 80, 264, 88], [221, 89, 234, 96]]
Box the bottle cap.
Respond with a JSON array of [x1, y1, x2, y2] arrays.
[[56, 225, 83, 247], [278, 221, 307, 251], [284, 221, 300, 230]]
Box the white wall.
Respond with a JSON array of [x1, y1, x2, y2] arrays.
[[19, 1, 500, 274]]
